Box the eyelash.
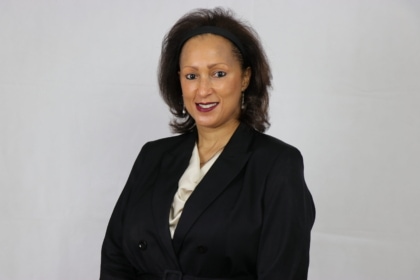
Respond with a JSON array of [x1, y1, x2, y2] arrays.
[[214, 71, 226, 78], [185, 71, 227, 80], [185, 74, 196, 80]]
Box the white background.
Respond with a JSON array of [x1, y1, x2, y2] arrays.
[[1, 0, 419, 279]]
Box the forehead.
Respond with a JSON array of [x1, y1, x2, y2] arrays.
[[179, 34, 237, 61]]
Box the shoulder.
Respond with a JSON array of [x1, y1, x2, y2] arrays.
[[131, 132, 194, 169], [141, 132, 194, 154], [251, 130, 303, 161], [126, 132, 194, 181]]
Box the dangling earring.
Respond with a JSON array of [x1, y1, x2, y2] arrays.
[[181, 95, 187, 117], [241, 92, 245, 110]]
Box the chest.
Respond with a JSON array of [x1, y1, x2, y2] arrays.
[[121, 162, 269, 275]]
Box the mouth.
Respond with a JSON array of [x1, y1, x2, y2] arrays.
[[196, 102, 218, 112]]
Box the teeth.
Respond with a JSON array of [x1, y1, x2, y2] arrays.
[[198, 103, 217, 109]]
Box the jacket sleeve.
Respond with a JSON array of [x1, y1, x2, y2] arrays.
[[257, 147, 315, 280], [100, 143, 151, 280]]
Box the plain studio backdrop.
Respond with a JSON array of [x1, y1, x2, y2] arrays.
[[1, 0, 419, 279]]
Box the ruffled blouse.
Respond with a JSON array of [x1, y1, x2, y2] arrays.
[[169, 143, 222, 238]]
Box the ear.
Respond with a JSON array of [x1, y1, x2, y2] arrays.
[[241, 67, 251, 91]]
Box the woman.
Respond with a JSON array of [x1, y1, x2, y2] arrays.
[[101, 7, 315, 280]]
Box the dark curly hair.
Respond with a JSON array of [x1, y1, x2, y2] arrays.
[[158, 7, 272, 133]]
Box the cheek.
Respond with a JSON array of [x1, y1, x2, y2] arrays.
[[180, 80, 192, 96], [181, 85, 198, 106], [219, 78, 242, 97]]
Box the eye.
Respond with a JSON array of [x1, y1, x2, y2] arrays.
[[185, 74, 196, 80], [214, 71, 227, 78]]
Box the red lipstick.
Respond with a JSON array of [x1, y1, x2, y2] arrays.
[[196, 102, 218, 112]]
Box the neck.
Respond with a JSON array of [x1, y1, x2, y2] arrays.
[[196, 120, 240, 149], [196, 120, 240, 166]]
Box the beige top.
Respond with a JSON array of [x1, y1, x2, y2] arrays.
[[169, 143, 222, 238]]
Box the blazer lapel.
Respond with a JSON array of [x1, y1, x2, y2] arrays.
[[172, 123, 255, 254], [151, 132, 196, 267]]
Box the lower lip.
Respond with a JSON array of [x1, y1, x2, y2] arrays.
[[196, 103, 218, 112]]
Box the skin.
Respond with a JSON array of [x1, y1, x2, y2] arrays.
[[179, 34, 251, 165]]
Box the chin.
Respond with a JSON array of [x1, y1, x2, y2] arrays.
[[194, 118, 217, 127]]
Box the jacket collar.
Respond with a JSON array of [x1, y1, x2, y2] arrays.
[[152, 123, 256, 261], [151, 131, 195, 268], [172, 123, 255, 254]]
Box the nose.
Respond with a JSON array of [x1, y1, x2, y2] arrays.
[[197, 76, 212, 97]]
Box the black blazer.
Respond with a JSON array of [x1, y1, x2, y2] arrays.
[[101, 123, 315, 280]]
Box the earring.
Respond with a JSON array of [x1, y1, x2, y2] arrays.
[[181, 95, 187, 117], [241, 92, 245, 110]]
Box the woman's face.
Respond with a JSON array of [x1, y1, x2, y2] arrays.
[[179, 34, 250, 131]]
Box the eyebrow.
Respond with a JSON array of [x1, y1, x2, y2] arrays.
[[180, 63, 229, 70]]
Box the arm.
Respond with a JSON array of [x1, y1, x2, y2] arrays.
[[100, 143, 151, 280], [257, 147, 315, 279]]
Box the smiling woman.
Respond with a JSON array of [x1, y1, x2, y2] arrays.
[[100, 7, 315, 280], [159, 9, 271, 134], [179, 34, 251, 137]]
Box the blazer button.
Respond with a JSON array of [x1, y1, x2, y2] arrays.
[[196, 246, 207, 254], [138, 240, 148, 250]]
